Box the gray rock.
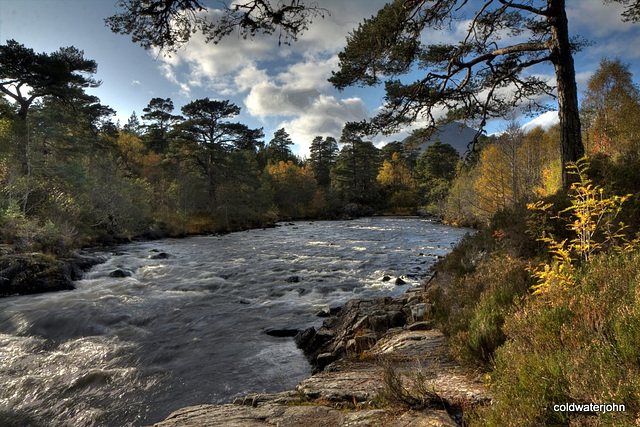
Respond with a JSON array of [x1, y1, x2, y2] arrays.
[[409, 303, 433, 323], [109, 269, 132, 278], [408, 321, 434, 331], [150, 252, 170, 260], [369, 315, 389, 332], [264, 328, 300, 338]]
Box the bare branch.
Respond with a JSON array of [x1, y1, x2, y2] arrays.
[[497, 0, 549, 16]]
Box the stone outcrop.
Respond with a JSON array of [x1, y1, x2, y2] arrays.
[[152, 328, 490, 427], [109, 268, 133, 278], [295, 283, 435, 372], [0, 252, 105, 297], [152, 276, 492, 427]]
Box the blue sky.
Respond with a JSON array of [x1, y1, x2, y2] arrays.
[[1, 0, 639, 156]]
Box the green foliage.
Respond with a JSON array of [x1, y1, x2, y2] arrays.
[[331, 139, 381, 206], [416, 141, 459, 183], [266, 128, 295, 164], [309, 136, 338, 187], [0, 201, 75, 254], [431, 255, 532, 367]]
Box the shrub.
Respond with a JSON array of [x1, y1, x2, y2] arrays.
[[431, 256, 532, 366], [475, 250, 640, 426]]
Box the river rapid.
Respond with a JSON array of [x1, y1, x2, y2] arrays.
[[0, 217, 468, 426]]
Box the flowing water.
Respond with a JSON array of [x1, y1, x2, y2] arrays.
[[0, 217, 469, 426]]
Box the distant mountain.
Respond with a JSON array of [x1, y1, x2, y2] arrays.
[[406, 121, 479, 156]]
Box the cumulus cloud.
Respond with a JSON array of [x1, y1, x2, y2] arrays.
[[148, 1, 388, 155], [522, 110, 559, 133], [277, 95, 370, 157]]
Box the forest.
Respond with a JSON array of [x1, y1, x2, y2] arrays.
[[0, 38, 462, 254], [2, 36, 638, 258]]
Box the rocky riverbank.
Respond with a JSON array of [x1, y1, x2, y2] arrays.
[[0, 252, 106, 297], [152, 277, 491, 426]]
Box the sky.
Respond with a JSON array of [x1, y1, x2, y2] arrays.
[[1, 0, 639, 156]]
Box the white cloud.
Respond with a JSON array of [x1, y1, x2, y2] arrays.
[[131, 79, 141, 86], [568, 1, 633, 38], [244, 55, 340, 118], [277, 95, 370, 157], [522, 110, 559, 133]]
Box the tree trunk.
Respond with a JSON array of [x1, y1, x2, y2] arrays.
[[548, 0, 584, 188]]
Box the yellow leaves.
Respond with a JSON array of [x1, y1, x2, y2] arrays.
[[473, 144, 513, 219], [377, 152, 412, 189], [527, 157, 634, 296]]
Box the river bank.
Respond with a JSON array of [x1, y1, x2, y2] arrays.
[[0, 251, 106, 297], [152, 277, 491, 427]]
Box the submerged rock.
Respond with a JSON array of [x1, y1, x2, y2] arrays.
[[150, 252, 170, 260], [108, 269, 132, 278], [263, 328, 300, 338]]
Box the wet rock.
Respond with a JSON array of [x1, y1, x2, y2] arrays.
[[387, 310, 406, 328], [296, 296, 413, 372], [264, 328, 300, 338], [329, 306, 342, 316], [150, 252, 170, 260], [61, 253, 106, 281], [316, 352, 336, 368], [395, 277, 406, 285], [0, 254, 75, 297], [108, 269, 132, 278], [382, 275, 392, 282], [369, 315, 389, 333]]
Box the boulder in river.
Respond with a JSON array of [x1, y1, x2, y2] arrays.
[[264, 328, 300, 338], [108, 269, 132, 278], [0, 252, 105, 297], [150, 252, 170, 260]]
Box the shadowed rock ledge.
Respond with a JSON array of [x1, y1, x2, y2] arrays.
[[0, 252, 106, 297]]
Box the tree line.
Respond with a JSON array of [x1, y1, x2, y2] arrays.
[[0, 39, 464, 255], [1, 37, 638, 255]]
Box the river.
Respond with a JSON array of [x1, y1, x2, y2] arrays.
[[0, 217, 468, 426]]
